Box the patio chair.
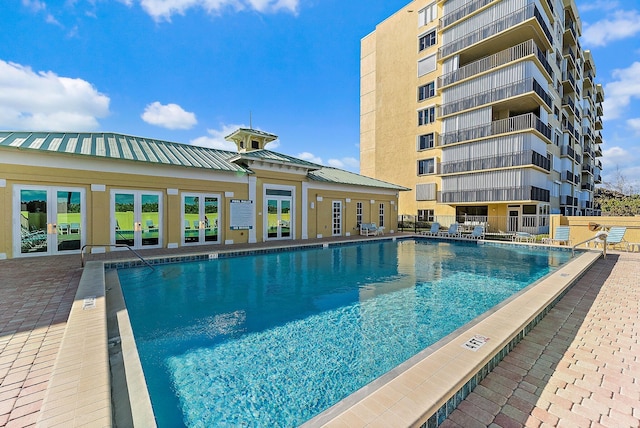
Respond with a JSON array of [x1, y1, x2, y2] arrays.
[[69, 223, 80, 234], [420, 222, 440, 236], [439, 222, 460, 238], [593, 226, 627, 251], [184, 220, 191, 229], [513, 231, 535, 243], [359, 223, 379, 236], [543, 226, 570, 246], [58, 223, 69, 235], [194, 220, 201, 229], [464, 225, 484, 240]]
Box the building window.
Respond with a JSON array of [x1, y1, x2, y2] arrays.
[[418, 158, 436, 175], [418, 82, 435, 101], [418, 107, 436, 125], [416, 183, 437, 200], [418, 133, 435, 150], [356, 202, 362, 226], [418, 3, 436, 27], [419, 30, 437, 52], [418, 54, 436, 77], [379, 203, 384, 228], [418, 209, 434, 222]]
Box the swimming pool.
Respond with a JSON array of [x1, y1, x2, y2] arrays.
[[117, 238, 572, 426]]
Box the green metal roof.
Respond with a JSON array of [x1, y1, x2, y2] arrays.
[[309, 166, 410, 191], [0, 131, 408, 191], [0, 131, 249, 173]]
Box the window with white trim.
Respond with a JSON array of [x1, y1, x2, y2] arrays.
[[419, 30, 437, 52], [418, 107, 436, 125], [418, 209, 434, 222], [418, 82, 435, 101], [356, 202, 363, 226], [417, 158, 436, 175], [418, 133, 435, 150], [416, 183, 437, 201], [418, 3, 437, 27], [379, 203, 384, 228], [418, 54, 436, 77]]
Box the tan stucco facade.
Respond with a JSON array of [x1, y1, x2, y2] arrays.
[[1, 141, 401, 260]]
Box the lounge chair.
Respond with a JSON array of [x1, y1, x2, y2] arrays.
[[420, 222, 440, 236], [439, 222, 460, 238], [465, 225, 484, 240], [58, 223, 69, 235], [513, 231, 535, 243], [69, 223, 80, 234], [593, 226, 627, 251], [543, 226, 570, 245]]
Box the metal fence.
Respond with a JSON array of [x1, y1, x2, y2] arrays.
[[397, 214, 550, 237]]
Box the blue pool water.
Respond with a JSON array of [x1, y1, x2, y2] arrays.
[[117, 239, 572, 427]]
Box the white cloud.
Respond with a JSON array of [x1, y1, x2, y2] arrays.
[[627, 118, 640, 134], [296, 151, 323, 164], [190, 123, 279, 151], [136, 0, 298, 21], [582, 10, 640, 47], [601, 146, 633, 167], [602, 61, 640, 120], [22, 0, 46, 13], [141, 102, 197, 130], [578, 0, 619, 12], [328, 157, 359, 172], [0, 60, 110, 131]]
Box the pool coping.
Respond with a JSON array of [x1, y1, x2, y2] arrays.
[[37, 236, 601, 427]]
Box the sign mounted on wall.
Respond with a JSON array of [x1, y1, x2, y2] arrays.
[[230, 199, 254, 230]]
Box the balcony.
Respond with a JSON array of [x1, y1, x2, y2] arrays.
[[582, 164, 593, 174], [582, 183, 594, 191], [560, 144, 575, 160], [562, 96, 576, 115], [441, 185, 550, 203], [562, 170, 579, 184], [438, 39, 552, 88], [440, 78, 552, 117], [439, 149, 550, 174], [562, 122, 580, 141], [438, 3, 552, 59], [595, 116, 603, 130], [561, 195, 577, 206], [440, 112, 552, 145], [440, 0, 493, 28]]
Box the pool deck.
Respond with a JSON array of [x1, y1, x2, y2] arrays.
[[0, 235, 638, 427]]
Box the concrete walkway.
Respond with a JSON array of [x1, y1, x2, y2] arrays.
[[0, 242, 638, 427]]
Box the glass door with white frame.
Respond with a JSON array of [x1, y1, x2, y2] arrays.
[[332, 201, 342, 236], [15, 186, 85, 256], [182, 194, 220, 245], [112, 190, 162, 249], [265, 190, 292, 240]]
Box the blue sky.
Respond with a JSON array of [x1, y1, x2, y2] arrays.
[[1, 0, 639, 191]]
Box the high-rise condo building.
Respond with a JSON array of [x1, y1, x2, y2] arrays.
[[360, 0, 604, 234]]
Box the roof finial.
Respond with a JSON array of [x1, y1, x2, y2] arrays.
[[249, 111, 252, 129]]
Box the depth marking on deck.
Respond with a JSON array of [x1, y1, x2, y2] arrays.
[[462, 334, 490, 351], [82, 296, 96, 310]]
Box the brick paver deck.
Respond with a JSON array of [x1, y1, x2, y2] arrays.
[[0, 243, 638, 427], [443, 251, 640, 428]]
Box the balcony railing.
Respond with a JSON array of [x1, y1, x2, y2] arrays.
[[440, 0, 493, 28], [560, 145, 575, 159], [440, 149, 550, 174], [582, 164, 593, 174], [438, 39, 551, 87], [439, 3, 552, 58], [561, 195, 577, 206], [562, 71, 576, 88], [440, 78, 552, 117], [582, 183, 594, 191], [440, 185, 550, 203], [440, 112, 552, 145]]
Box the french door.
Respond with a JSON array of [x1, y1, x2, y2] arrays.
[[265, 188, 293, 240], [332, 201, 342, 236], [14, 185, 85, 256], [111, 190, 162, 249], [182, 194, 220, 245]]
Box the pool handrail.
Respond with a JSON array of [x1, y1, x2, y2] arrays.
[[571, 236, 606, 259], [81, 244, 155, 270]]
